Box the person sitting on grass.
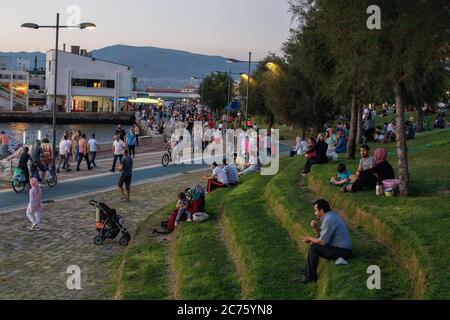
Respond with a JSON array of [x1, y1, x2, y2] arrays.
[[350, 144, 374, 183], [342, 147, 394, 193], [300, 199, 352, 284], [223, 159, 239, 186], [330, 163, 352, 188], [301, 134, 328, 176], [203, 162, 229, 193], [174, 192, 192, 227], [334, 130, 347, 154], [238, 151, 261, 176]]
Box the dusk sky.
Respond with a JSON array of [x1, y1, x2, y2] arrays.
[[1, 0, 293, 60]]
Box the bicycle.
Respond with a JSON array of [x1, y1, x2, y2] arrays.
[[161, 148, 181, 167], [11, 167, 28, 193], [161, 148, 173, 167], [31, 163, 58, 188]]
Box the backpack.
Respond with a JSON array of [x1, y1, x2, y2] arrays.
[[193, 212, 209, 222]]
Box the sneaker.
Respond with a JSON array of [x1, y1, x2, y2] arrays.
[[187, 218, 193, 222], [300, 276, 316, 284], [301, 173, 309, 176], [174, 221, 178, 227], [30, 224, 37, 231], [57, 169, 60, 173]]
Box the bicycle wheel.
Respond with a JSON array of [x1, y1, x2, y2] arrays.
[[11, 179, 26, 193], [162, 154, 170, 167], [47, 171, 57, 188]]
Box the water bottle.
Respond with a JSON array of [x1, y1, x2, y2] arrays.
[[376, 182, 383, 196]]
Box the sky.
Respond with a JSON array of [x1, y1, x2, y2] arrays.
[[0, 0, 293, 61]]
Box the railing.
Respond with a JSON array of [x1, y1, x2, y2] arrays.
[[0, 85, 27, 107]]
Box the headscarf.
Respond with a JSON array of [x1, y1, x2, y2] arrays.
[[30, 177, 39, 188], [374, 148, 387, 165], [29, 177, 42, 212]]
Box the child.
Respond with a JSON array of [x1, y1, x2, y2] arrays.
[[330, 163, 352, 187], [175, 192, 192, 227], [26, 178, 42, 230]]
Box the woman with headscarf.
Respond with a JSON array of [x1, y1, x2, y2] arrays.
[[343, 148, 395, 192], [26, 178, 42, 230]]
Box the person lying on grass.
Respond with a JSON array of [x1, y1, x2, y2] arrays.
[[300, 199, 353, 284], [330, 163, 352, 187]]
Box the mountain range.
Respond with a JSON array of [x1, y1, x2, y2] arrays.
[[0, 45, 257, 89]]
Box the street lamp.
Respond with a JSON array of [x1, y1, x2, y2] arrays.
[[191, 75, 205, 108], [22, 13, 96, 170]]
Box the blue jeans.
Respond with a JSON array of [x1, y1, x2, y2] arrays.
[[90, 151, 97, 167], [111, 154, 123, 172], [176, 208, 192, 222]]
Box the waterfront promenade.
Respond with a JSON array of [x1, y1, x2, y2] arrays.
[[0, 143, 291, 299]]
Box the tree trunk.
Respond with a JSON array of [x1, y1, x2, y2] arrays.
[[347, 94, 358, 160], [268, 114, 274, 131], [356, 104, 363, 144], [394, 80, 410, 197], [417, 104, 424, 132]]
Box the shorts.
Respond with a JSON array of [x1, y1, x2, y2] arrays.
[[118, 175, 132, 190]]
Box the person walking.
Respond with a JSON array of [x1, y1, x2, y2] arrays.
[[134, 124, 140, 147], [57, 135, 72, 173], [127, 127, 136, 158], [0, 130, 9, 158], [26, 177, 42, 231], [118, 149, 133, 202], [88, 133, 99, 168], [111, 135, 126, 172], [76, 134, 92, 171]]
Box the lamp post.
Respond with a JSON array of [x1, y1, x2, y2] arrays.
[[22, 14, 96, 171], [245, 52, 252, 125], [191, 74, 205, 108]]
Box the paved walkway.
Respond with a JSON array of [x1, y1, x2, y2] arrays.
[[0, 171, 208, 299]]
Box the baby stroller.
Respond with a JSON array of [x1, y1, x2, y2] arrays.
[[89, 200, 131, 246]]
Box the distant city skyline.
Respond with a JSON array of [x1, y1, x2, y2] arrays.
[[0, 0, 293, 61]]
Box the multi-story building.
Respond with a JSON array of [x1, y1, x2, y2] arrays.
[[17, 57, 31, 72], [0, 56, 11, 70], [0, 70, 28, 111], [46, 47, 133, 113]]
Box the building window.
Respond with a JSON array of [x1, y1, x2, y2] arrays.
[[71, 78, 115, 89]]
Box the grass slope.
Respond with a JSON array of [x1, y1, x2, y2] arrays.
[[307, 129, 450, 299], [266, 157, 410, 299]]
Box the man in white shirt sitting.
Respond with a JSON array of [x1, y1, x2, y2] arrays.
[[203, 162, 228, 193]]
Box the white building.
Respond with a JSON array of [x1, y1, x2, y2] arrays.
[[17, 57, 31, 72], [46, 49, 133, 113], [0, 70, 29, 111], [0, 56, 11, 70]]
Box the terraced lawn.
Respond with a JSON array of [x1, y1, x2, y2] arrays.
[[113, 129, 449, 299]]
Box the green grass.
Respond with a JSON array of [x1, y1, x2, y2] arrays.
[[113, 203, 174, 300], [222, 171, 315, 299], [266, 157, 410, 299], [172, 188, 241, 300], [307, 129, 450, 299]]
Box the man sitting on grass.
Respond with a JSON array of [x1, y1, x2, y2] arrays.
[[300, 199, 353, 284]]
